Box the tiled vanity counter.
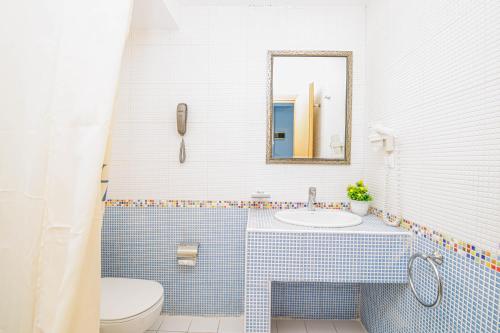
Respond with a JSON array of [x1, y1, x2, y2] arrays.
[[245, 210, 412, 333]]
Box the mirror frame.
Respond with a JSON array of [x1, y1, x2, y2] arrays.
[[266, 50, 353, 165]]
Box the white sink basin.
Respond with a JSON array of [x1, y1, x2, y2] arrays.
[[274, 209, 363, 228]]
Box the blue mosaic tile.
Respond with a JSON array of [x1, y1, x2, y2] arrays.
[[360, 236, 500, 333], [102, 206, 361, 318], [102, 207, 247, 315], [102, 204, 499, 333], [245, 223, 411, 333], [271, 282, 359, 319]]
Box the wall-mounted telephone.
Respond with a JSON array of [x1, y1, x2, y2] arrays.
[[177, 103, 187, 135], [177, 103, 188, 163]]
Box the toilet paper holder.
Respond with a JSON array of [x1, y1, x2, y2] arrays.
[[177, 243, 199, 266]]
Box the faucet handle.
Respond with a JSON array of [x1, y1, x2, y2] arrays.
[[308, 187, 317, 211]]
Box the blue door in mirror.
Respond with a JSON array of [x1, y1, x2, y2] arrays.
[[273, 103, 294, 158]]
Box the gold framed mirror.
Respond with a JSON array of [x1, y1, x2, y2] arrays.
[[266, 50, 353, 164]]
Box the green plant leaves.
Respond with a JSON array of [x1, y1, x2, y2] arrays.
[[347, 180, 373, 201]]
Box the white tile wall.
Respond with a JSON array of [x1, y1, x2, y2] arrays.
[[108, 1, 499, 252], [108, 4, 366, 202], [365, 0, 500, 251]]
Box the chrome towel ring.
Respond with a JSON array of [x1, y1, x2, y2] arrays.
[[407, 251, 444, 308]]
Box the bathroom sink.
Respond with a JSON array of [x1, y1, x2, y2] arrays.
[[274, 209, 362, 228]]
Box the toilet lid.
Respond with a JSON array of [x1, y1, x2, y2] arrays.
[[101, 278, 164, 321]]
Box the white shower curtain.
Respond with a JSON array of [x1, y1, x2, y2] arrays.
[[0, 0, 133, 332]]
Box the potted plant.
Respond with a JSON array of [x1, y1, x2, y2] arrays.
[[347, 180, 372, 216]]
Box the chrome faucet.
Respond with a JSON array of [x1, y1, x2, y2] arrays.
[[308, 187, 317, 211]]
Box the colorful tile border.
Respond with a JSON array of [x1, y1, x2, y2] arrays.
[[369, 207, 500, 273], [105, 199, 350, 210], [104, 199, 499, 273]]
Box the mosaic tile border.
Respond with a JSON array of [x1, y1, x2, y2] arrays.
[[104, 199, 499, 273], [369, 207, 500, 273], [105, 199, 350, 210]]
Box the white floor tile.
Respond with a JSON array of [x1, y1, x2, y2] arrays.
[[218, 316, 244, 333], [305, 320, 337, 333], [155, 316, 367, 333], [271, 319, 278, 333], [159, 315, 192, 332], [333, 320, 367, 333], [189, 316, 219, 333], [150, 315, 166, 330], [276, 319, 307, 333]]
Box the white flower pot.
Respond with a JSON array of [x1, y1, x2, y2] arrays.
[[350, 200, 369, 216]]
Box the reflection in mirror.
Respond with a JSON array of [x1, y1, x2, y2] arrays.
[[267, 51, 352, 164]]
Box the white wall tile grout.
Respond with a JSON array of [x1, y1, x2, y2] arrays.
[[365, 0, 500, 251], [108, 1, 499, 251], [108, 4, 366, 203]]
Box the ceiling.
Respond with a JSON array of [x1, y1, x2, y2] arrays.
[[130, 0, 366, 30]]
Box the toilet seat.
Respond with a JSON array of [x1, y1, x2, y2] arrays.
[[100, 278, 164, 333]]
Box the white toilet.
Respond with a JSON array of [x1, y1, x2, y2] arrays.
[[100, 277, 164, 333]]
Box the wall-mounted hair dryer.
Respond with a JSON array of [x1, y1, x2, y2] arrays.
[[369, 124, 396, 168], [369, 124, 395, 153]]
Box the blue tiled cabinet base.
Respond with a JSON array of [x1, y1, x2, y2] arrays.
[[245, 232, 410, 333], [360, 236, 500, 333]]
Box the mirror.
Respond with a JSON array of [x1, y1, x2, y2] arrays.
[[266, 51, 352, 164]]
